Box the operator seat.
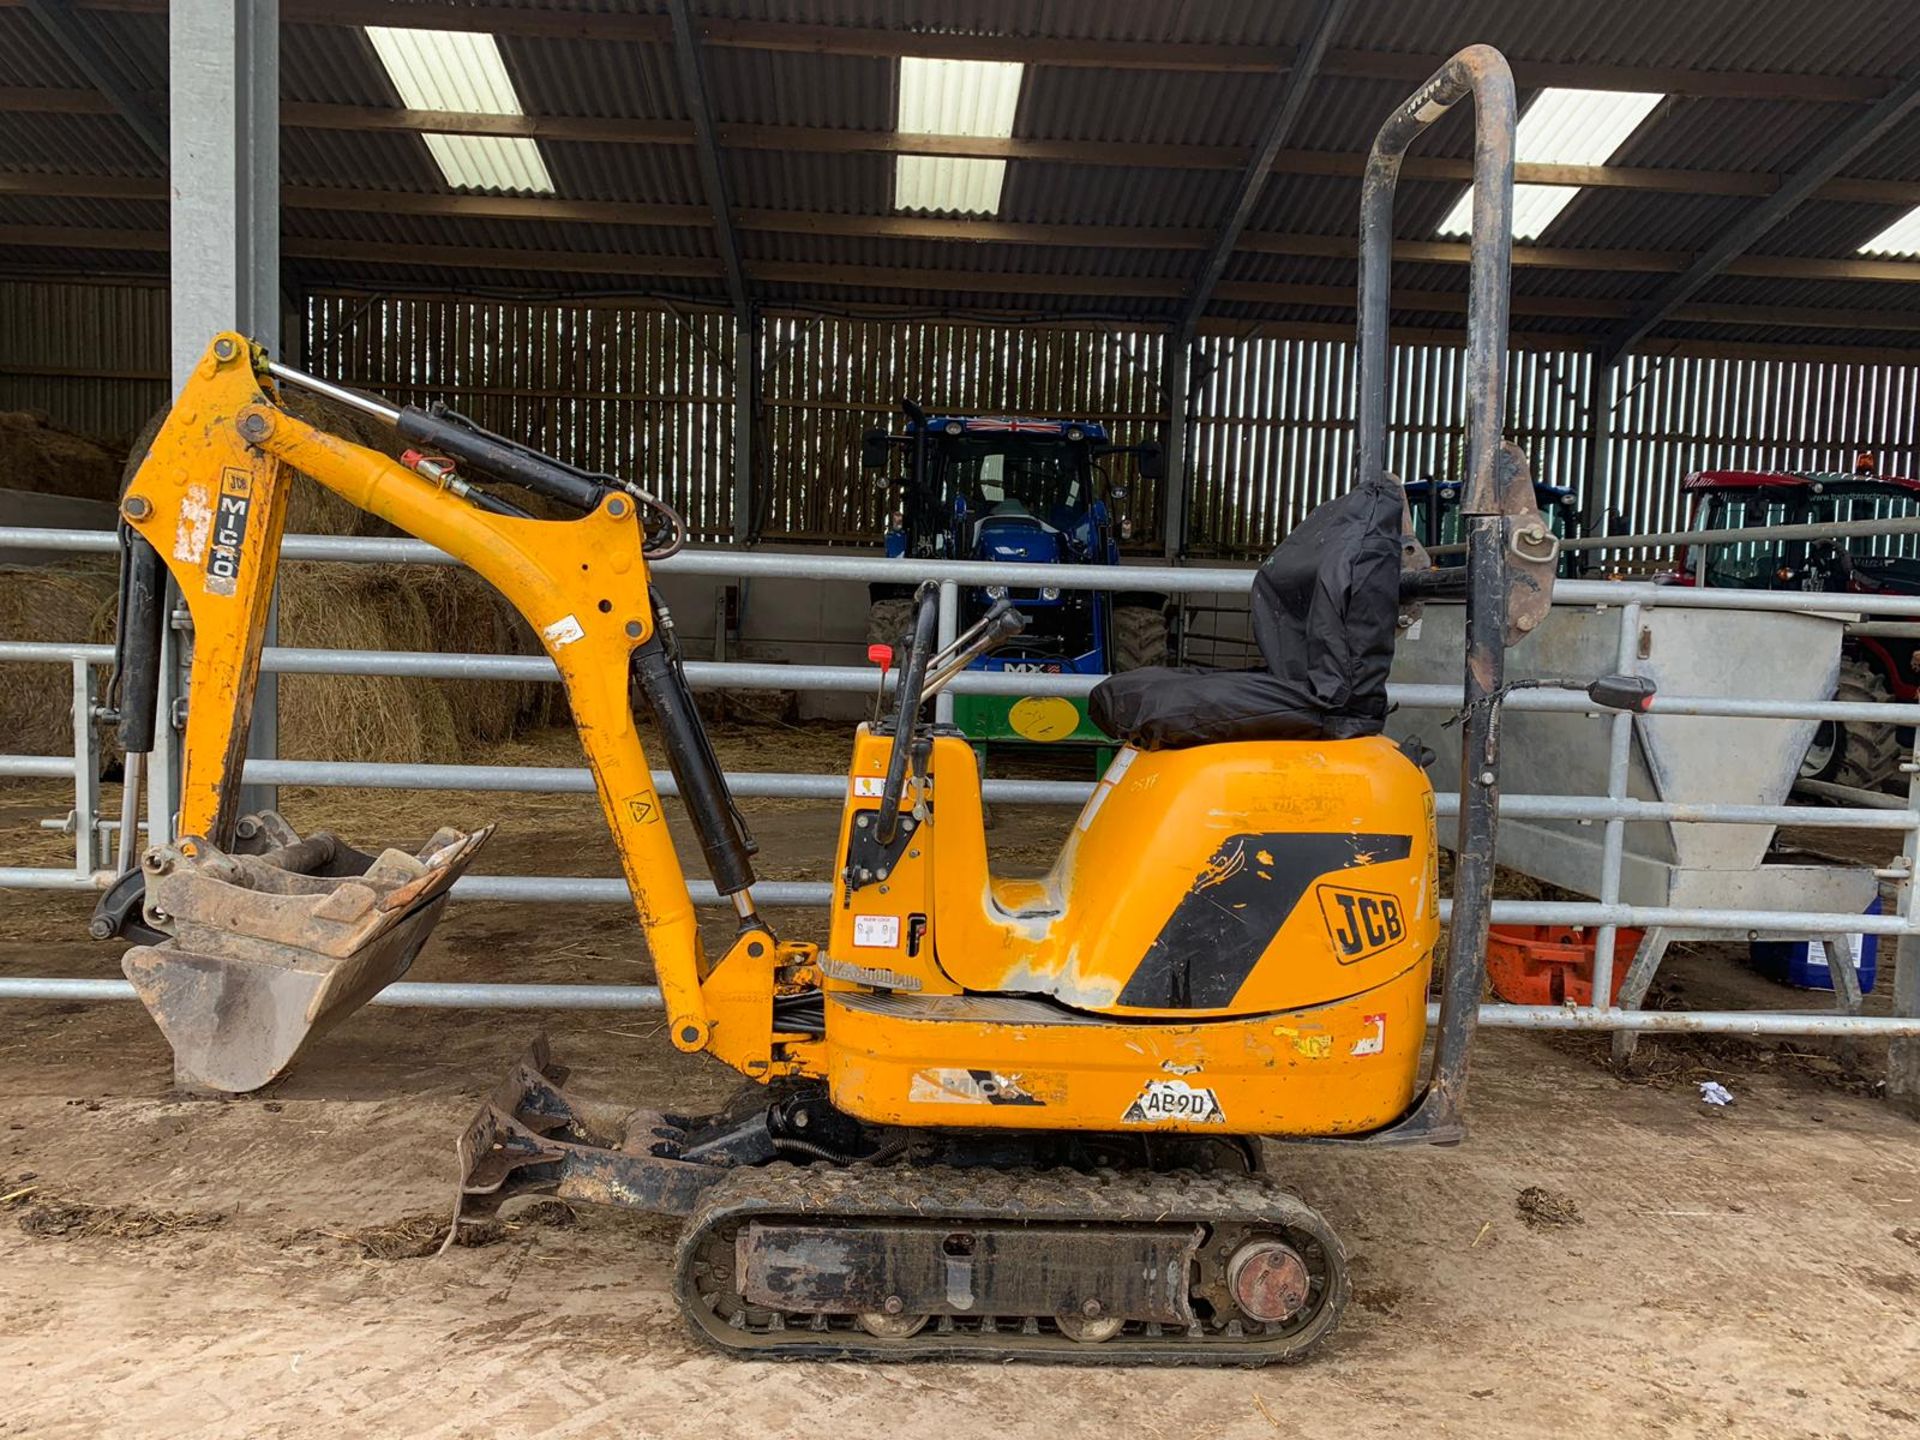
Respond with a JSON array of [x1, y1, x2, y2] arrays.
[[1090, 475, 1404, 748]]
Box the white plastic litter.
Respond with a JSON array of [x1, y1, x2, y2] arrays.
[[1698, 1080, 1734, 1107]]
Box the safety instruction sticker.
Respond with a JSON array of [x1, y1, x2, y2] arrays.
[[1351, 1013, 1387, 1057], [852, 914, 900, 948], [543, 613, 586, 649], [1122, 1078, 1226, 1126]]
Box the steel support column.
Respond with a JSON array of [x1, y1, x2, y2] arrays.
[[1581, 357, 1616, 570], [733, 310, 756, 544], [170, 0, 279, 817], [1162, 330, 1192, 560]]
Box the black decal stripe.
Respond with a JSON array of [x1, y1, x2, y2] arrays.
[[1116, 832, 1413, 1010], [968, 1068, 1043, 1106]]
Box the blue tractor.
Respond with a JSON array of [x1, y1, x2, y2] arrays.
[[1405, 475, 1583, 576], [862, 403, 1168, 748]]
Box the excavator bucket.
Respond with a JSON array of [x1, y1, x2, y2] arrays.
[[121, 812, 492, 1093]]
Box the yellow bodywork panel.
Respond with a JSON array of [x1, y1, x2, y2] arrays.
[[830, 731, 1437, 1017], [823, 970, 1429, 1135], [822, 728, 1439, 1133]]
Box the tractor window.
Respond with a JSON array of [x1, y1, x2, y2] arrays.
[[1698, 491, 1802, 588], [941, 439, 1089, 520], [1817, 484, 1920, 584]]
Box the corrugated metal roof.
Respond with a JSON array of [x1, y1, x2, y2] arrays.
[[4, 0, 1920, 351], [0, 110, 158, 177], [1339, 0, 1916, 76], [0, 11, 90, 90]]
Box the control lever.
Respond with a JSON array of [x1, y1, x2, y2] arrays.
[[1585, 674, 1657, 712], [922, 600, 1030, 702], [874, 587, 940, 846], [1444, 673, 1658, 729]]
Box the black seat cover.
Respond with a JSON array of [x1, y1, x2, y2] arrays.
[[1090, 474, 1404, 749]]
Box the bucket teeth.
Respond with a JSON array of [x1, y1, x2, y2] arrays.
[[121, 812, 493, 1093]]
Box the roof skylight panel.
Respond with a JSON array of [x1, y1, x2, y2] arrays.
[[893, 56, 1025, 216], [1438, 88, 1663, 240], [364, 26, 554, 196]]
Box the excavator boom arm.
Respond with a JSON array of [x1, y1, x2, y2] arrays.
[[115, 334, 782, 1071]]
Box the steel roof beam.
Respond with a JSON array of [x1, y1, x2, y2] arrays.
[[1177, 0, 1350, 339], [15, 87, 1920, 206], [18, 0, 166, 160], [20, 171, 1920, 285], [665, 0, 748, 321], [1598, 68, 1920, 365], [20, 221, 1920, 333]]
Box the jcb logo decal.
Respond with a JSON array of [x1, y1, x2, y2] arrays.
[[1316, 883, 1404, 964], [204, 467, 254, 596]]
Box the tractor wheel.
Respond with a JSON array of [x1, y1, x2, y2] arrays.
[[1112, 604, 1170, 671], [866, 597, 916, 656], [1801, 657, 1902, 792]]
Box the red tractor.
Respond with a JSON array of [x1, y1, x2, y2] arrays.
[[1678, 464, 1920, 790]]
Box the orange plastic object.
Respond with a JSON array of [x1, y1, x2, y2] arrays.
[[1485, 924, 1645, 1006]]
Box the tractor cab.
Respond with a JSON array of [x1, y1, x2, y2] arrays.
[[863, 406, 1169, 751], [1679, 464, 1920, 789], [865, 412, 1148, 569], [1678, 467, 1920, 594], [1407, 475, 1582, 575]]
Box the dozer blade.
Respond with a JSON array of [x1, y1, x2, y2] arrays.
[[121, 811, 493, 1093], [453, 1035, 725, 1221]]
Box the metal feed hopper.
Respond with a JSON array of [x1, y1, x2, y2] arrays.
[[1389, 601, 1878, 913]]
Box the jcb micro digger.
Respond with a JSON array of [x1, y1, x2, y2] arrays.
[[90, 48, 1612, 1362]]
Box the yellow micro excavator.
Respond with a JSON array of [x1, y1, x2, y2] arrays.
[[89, 48, 1638, 1362]]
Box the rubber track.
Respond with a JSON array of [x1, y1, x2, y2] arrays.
[[672, 1161, 1350, 1367]]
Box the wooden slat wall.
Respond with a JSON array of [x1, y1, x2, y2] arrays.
[[1187, 337, 1593, 557], [304, 293, 738, 542], [756, 315, 1167, 543], [295, 292, 1920, 558]]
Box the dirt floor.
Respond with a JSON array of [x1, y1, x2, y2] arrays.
[[3, 722, 1920, 1438]]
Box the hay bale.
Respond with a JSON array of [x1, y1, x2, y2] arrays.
[[276, 563, 554, 764], [0, 412, 122, 503], [276, 564, 460, 765], [276, 389, 412, 538], [398, 565, 555, 738], [0, 563, 118, 756]]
